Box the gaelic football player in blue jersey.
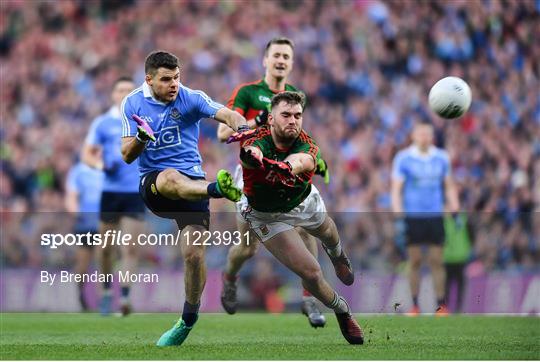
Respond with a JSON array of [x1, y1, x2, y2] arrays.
[[391, 122, 459, 316], [83, 77, 144, 316], [121, 51, 251, 346]]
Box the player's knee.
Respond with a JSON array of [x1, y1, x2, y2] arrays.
[[183, 247, 205, 266], [160, 169, 188, 195], [301, 266, 323, 285], [243, 240, 259, 258]]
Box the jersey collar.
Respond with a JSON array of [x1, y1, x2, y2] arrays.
[[142, 82, 167, 105], [261, 78, 287, 94], [410, 145, 436, 158], [108, 105, 121, 119]]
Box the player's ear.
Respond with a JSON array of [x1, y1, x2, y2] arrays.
[[145, 74, 153, 85], [267, 112, 274, 126]]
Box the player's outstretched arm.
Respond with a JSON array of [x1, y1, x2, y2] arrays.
[[215, 107, 248, 133], [240, 146, 264, 169], [283, 153, 316, 175], [217, 110, 266, 142]]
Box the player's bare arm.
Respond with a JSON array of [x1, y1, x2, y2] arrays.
[[81, 144, 104, 170], [121, 137, 146, 164], [217, 118, 258, 142], [391, 178, 404, 215], [444, 175, 460, 213], [64, 189, 79, 214], [284, 153, 316, 175], [215, 107, 248, 132]]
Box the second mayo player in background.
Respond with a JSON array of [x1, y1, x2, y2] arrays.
[[82, 77, 146, 316], [217, 37, 329, 328]]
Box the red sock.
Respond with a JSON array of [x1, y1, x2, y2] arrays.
[[303, 289, 312, 297]]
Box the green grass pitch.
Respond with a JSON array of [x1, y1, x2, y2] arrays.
[[1, 313, 538, 360]]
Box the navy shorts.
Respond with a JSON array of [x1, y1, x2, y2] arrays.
[[405, 217, 445, 245], [139, 170, 210, 230], [100, 191, 146, 223]]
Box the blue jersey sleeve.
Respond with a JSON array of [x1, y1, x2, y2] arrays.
[[66, 166, 80, 193], [392, 152, 406, 181], [121, 96, 138, 137], [188, 89, 224, 121], [85, 117, 103, 146]]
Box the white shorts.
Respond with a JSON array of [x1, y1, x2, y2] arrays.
[[240, 185, 327, 242], [234, 164, 245, 214]]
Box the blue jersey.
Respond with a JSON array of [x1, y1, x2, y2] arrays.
[[66, 162, 104, 232], [85, 106, 140, 193], [121, 82, 224, 177], [392, 145, 451, 216]]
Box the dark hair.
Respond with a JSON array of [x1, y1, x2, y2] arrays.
[[144, 51, 179, 75], [271, 91, 305, 111], [113, 76, 134, 87], [264, 37, 295, 56]]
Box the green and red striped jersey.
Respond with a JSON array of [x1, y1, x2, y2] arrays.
[[242, 126, 321, 212], [227, 79, 301, 121]]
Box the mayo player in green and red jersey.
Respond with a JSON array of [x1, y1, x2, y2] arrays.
[[217, 37, 329, 328], [229, 91, 363, 345]]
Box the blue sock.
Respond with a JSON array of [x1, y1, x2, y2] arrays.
[[121, 286, 130, 298], [412, 296, 418, 307], [207, 182, 223, 198], [182, 301, 200, 327]]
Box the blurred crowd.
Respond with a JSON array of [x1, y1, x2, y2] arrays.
[[1, 0, 539, 275]]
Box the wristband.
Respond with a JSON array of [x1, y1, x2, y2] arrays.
[[135, 133, 148, 144]]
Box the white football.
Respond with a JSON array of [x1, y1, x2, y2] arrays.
[[428, 76, 472, 119]]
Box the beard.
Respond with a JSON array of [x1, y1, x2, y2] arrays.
[[274, 126, 299, 143]]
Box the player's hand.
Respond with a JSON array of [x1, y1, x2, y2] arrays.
[[240, 148, 264, 169], [262, 158, 296, 187], [226, 125, 257, 144], [315, 158, 330, 184], [133, 114, 156, 142], [254, 109, 269, 127]]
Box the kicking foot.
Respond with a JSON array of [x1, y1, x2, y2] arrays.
[[216, 170, 242, 202]]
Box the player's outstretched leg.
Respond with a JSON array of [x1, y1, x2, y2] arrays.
[[156, 168, 241, 203], [215, 169, 242, 202], [298, 227, 326, 328], [306, 216, 354, 286], [221, 221, 259, 314], [157, 225, 207, 347], [264, 229, 363, 344]]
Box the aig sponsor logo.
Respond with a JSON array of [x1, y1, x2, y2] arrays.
[[146, 125, 182, 150]]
